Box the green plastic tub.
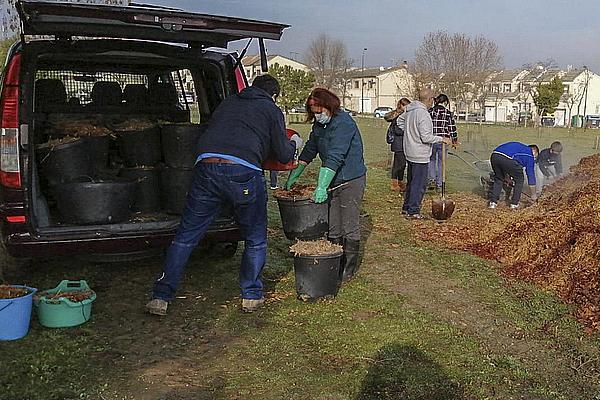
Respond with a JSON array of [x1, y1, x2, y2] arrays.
[[34, 280, 96, 328]]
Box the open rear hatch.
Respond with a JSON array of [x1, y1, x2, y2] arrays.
[[16, 0, 289, 47]]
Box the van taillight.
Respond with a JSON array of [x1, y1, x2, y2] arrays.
[[235, 66, 246, 92], [0, 53, 21, 189]]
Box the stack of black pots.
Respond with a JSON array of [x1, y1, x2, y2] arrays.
[[159, 123, 205, 214], [37, 129, 136, 225], [116, 124, 162, 213]]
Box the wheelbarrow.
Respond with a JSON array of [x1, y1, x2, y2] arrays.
[[447, 150, 511, 199]]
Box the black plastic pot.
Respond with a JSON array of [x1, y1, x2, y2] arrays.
[[117, 126, 161, 167], [160, 167, 194, 214], [294, 252, 343, 301], [37, 138, 92, 186], [161, 123, 205, 168], [83, 136, 111, 175], [53, 177, 136, 224], [119, 166, 161, 212], [275, 198, 329, 240]]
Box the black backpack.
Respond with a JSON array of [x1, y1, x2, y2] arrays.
[[386, 117, 403, 144]]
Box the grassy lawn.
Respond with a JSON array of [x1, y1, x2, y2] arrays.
[[1, 118, 599, 400]]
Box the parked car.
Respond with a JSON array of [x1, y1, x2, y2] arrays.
[[373, 106, 393, 118], [0, 1, 288, 262], [290, 105, 306, 113], [342, 107, 357, 116]]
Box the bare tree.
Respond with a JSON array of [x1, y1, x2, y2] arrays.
[[304, 33, 353, 90], [414, 31, 501, 111]]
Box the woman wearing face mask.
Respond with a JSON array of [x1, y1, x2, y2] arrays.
[[285, 88, 367, 281]]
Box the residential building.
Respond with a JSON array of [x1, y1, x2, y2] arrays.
[[482, 66, 600, 126], [242, 54, 309, 83], [343, 65, 414, 113]]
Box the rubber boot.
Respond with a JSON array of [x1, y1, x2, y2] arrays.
[[341, 239, 361, 281]]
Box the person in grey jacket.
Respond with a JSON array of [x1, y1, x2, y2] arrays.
[[397, 88, 452, 219]]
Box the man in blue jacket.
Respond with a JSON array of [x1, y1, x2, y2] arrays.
[[488, 141, 539, 209], [147, 75, 303, 315]]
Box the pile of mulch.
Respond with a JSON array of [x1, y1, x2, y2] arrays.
[[290, 239, 342, 257], [35, 136, 80, 150], [52, 120, 112, 137], [414, 153, 600, 331], [273, 184, 315, 201], [0, 284, 29, 299], [36, 290, 94, 303], [113, 119, 156, 132]]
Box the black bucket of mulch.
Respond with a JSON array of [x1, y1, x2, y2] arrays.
[[82, 135, 111, 175], [119, 166, 161, 212], [115, 121, 161, 167], [159, 167, 194, 214], [36, 137, 93, 186], [52, 177, 136, 224], [161, 123, 206, 168], [290, 240, 343, 301], [273, 185, 328, 240]]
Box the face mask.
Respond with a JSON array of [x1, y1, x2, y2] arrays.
[[315, 112, 331, 125]]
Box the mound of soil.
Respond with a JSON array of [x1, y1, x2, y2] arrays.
[[113, 119, 156, 131], [0, 284, 28, 299], [35, 136, 80, 150], [274, 184, 315, 200], [415, 153, 600, 331], [290, 239, 343, 257]]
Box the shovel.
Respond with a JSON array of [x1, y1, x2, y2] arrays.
[[432, 142, 456, 220]]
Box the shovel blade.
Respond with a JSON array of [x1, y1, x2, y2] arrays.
[[431, 198, 456, 220]]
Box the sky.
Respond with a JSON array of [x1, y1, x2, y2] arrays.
[[145, 0, 600, 72]]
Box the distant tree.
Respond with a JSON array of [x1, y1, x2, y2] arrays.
[[414, 31, 501, 112], [0, 36, 17, 67], [304, 34, 353, 90], [269, 63, 315, 113], [533, 77, 563, 117]]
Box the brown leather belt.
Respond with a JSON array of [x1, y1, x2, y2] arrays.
[[201, 157, 237, 164]]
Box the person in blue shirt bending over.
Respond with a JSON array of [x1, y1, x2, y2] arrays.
[[488, 141, 539, 210]]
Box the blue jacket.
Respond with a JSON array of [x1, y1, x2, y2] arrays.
[[299, 110, 367, 186], [493, 141, 536, 185], [196, 86, 295, 169]]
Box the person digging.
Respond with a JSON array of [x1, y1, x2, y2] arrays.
[[285, 88, 367, 281], [488, 141, 539, 210]]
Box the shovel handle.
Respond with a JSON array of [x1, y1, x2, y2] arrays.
[[441, 142, 446, 199]]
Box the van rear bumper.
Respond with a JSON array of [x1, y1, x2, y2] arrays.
[[3, 226, 241, 258]]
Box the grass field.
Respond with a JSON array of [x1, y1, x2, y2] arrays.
[[1, 118, 599, 400]]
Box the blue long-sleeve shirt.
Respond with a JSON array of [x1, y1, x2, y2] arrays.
[[492, 142, 537, 185]]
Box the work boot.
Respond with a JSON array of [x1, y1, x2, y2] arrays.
[[241, 298, 265, 313], [341, 239, 361, 282], [146, 298, 168, 316]]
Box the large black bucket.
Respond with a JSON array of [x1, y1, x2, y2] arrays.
[[53, 177, 136, 224], [294, 252, 343, 301], [83, 136, 111, 175], [119, 166, 161, 212], [276, 198, 329, 240], [117, 126, 161, 167], [161, 123, 205, 168], [160, 167, 194, 214], [37, 138, 92, 186]]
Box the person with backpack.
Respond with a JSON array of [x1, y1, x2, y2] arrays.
[[384, 98, 411, 192]]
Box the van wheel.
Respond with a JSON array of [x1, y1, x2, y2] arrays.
[[0, 243, 31, 282]]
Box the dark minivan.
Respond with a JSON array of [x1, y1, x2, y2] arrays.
[[0, 1, 287, 263]]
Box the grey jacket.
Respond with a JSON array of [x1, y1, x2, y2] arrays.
[[397, 101, 444, 163]]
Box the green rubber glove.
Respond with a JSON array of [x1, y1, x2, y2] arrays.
[[313, 167, 336, 203], [285, 163, 306, 190]]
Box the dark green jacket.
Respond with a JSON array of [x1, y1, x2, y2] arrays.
[[299, 110, 366, 186]]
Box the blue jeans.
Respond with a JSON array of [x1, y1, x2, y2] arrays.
[[152, 163, 267, 301], [403, 162, 428, 215], [427, 143, 446, 187]]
